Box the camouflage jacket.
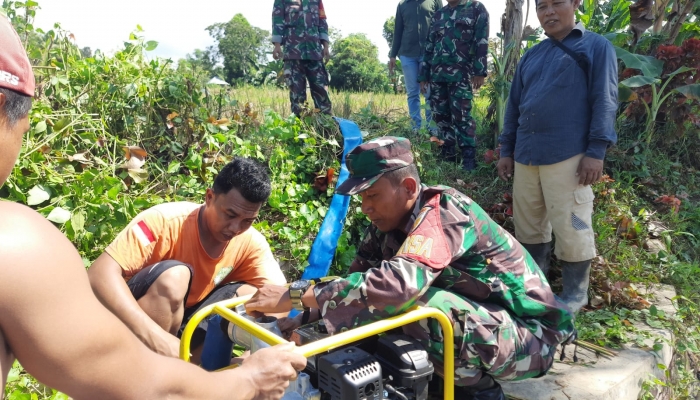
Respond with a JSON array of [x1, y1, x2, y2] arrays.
[[272, 0, 329, 61], [418, 0, 489, 83], [313, 185, 575, 347]]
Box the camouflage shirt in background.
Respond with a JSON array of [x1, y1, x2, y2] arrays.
[[272, 0, 329, 61], [313, 185, 575, 347], [418, 0, 489, 83]]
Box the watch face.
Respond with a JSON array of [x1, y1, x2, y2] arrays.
[[291, 279, 310, 290]]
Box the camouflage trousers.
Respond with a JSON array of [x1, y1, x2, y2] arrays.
[[402, 286, 556, 387], [284, 59, 332, 116], [428, 81, 476, 149]]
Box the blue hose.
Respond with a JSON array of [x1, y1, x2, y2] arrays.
[[200, 315, 233, 371], [300, 117, 363, 280]]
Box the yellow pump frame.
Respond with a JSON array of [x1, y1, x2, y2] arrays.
[[179, 295, 455, 400]]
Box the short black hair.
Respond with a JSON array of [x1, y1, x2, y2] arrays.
[[383, 163, 420, 188], [212, 157, 271, 203], [0, 87, 32, 127]]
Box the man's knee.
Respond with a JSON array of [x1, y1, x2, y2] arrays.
[[144, 264, 191, 306]]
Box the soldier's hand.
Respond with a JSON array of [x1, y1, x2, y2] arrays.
[[238, 342, 307, 399], [576, 156, 604, 186], [388, 57, 396, 75], [472, 76, 486, 91], [497, 157, 514, 182], [245, 284, 291, 315], [322, 42, 330, 63], [420, 81, 428, 94], [277, 314, 304, 339], [272, 43, 282, 60]]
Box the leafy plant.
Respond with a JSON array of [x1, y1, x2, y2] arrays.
[[616, 42, 700, 146], [487, 37, 515, 148]]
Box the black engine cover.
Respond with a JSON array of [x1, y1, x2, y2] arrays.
[[374, 335, 434, 400], [317, 347, 383, 400]]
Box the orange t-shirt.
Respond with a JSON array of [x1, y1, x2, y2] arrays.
[[105, 202, 286, 307]]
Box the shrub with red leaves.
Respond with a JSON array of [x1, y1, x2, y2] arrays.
[[621, 68, 640, 79], [682, 38, 700, 59], [620, 38, 700, 129], [656, 44, 685, 74]]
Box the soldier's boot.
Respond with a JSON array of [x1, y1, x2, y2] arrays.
[[461, 146, 477, 171], [560, 259, 592, 312], [521, 241, 552, 276], [440, 141, 457, 163], [456, 374, 506, 400]]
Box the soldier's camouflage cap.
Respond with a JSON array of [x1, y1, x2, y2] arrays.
[[336, 136, 414, 195]]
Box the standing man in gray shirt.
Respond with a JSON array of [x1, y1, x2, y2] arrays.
[[497, 0, 618, 312], [389, 0, 443, 133]]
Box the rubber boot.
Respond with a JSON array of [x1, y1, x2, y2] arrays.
[[559, 260, 592, 312], [521, 241, 552, 276], [461, 146, 477, 171], [456, 374, 506, 400], [440, 140, 457, 162]]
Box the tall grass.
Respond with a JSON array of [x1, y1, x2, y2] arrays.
[[226, 85, 410, 120]]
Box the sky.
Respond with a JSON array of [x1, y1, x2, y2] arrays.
[[33, 0, 540, 63]]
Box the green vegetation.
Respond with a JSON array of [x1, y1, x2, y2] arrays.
[[206, 14, 270, 84], [327, 33, 392, 93], [2, 0, 700, 398]]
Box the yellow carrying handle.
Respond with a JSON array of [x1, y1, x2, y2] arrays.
[[180, 298, 455, 400]]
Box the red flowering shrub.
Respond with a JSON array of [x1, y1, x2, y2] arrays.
[[656, 44, 685, 74], [620, 39, 700, 128]]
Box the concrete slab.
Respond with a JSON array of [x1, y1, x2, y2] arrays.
[[501, 284, 677, 400]]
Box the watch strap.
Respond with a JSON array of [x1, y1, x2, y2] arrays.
[[301, 309, 311, 325], [289, 280, 310, 312]]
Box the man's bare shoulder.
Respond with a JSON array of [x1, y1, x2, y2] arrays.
[[0, 201, 64, 245], [0, 201, 80, 277]]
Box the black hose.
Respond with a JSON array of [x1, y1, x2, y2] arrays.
[[384, 383, 409, 400]]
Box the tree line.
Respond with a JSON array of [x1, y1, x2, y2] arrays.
[[180, 14, 393, 93]]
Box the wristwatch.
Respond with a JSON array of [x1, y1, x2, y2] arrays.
[[289, 279, 311, 312]]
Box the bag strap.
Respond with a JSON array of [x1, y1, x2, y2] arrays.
[[550, 39, 590, 88]]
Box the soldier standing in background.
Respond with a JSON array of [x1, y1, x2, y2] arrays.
[[419, 0, 489, 171], [272, 0, 333, 116]]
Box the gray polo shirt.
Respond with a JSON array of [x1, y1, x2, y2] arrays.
[[389, 0, 443, 59]]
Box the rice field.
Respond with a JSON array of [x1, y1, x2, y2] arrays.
[[226, 85, 410, 119], [225, 85, 490, 122]]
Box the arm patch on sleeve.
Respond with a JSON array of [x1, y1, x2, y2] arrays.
[[132, 221, 156, 247], [396, 195, 451, 270], [319, 0, 326, 19]]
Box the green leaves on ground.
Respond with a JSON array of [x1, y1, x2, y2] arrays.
[[26, 185, 51, 206]]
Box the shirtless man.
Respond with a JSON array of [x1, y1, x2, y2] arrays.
[[0, 15, 305, 399]]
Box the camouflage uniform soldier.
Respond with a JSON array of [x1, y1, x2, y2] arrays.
[[272, 0, 333, 116], [418, 0, 489, 171], [247, 137, 575, 399]]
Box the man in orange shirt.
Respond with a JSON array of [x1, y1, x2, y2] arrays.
[[89, 158, 286, 359]]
